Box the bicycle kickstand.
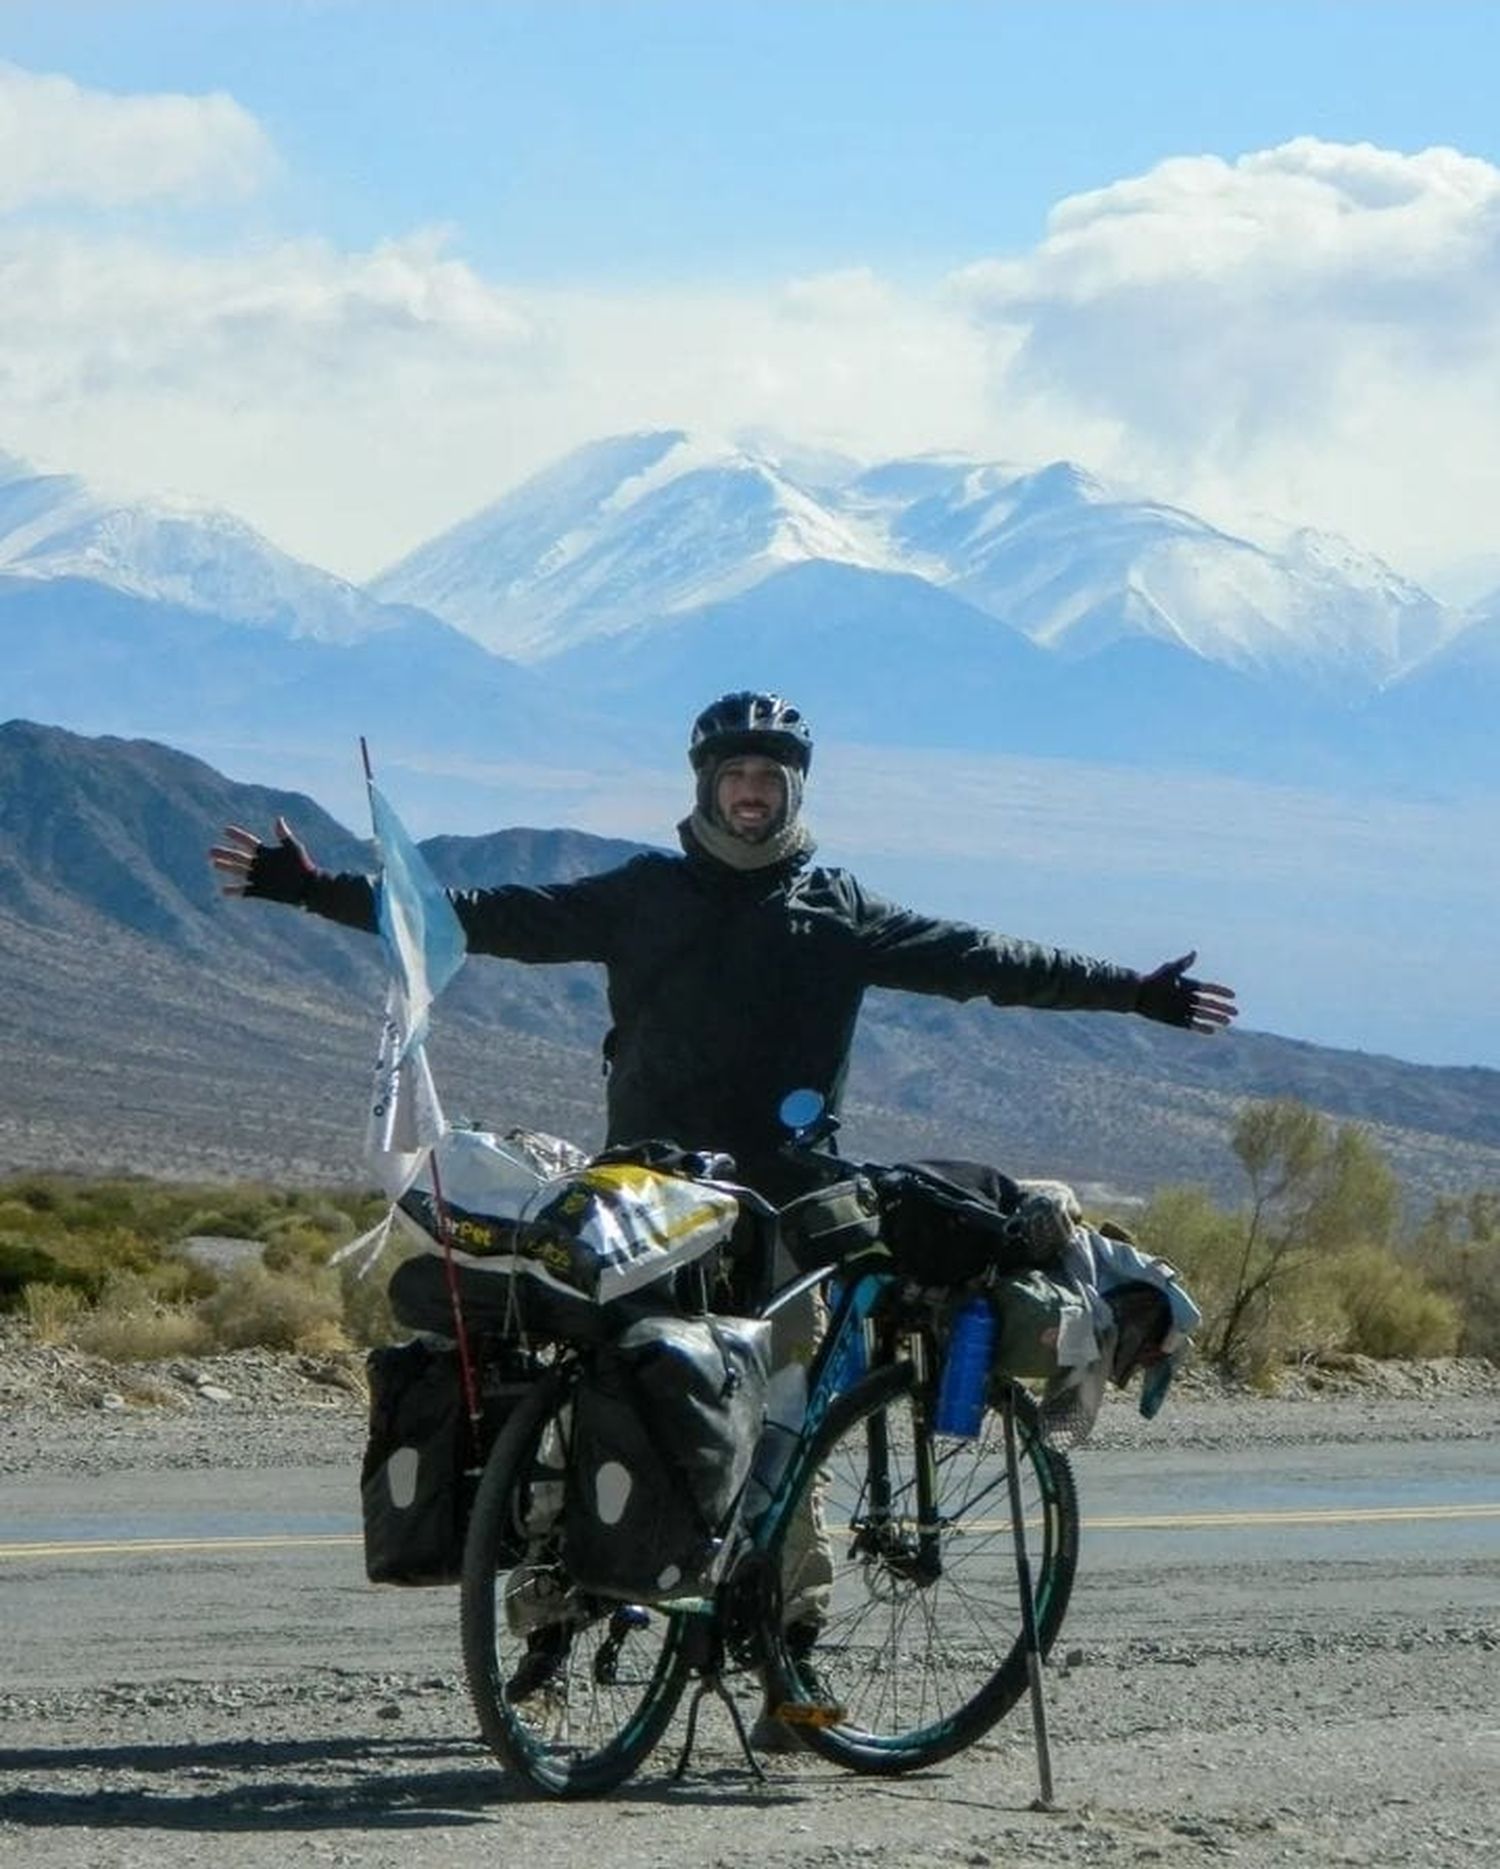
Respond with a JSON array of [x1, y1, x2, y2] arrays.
[[672, 1673, 767, 1783]]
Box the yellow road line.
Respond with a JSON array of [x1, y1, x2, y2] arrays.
[[0, 1533, 362, 1561], [1, 1502, 1497, 1562], [1086, 1504, 1500, 1530]]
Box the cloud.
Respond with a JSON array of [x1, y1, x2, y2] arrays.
[[0, 61, 275, 211], [0, 225, 989, 575], [777, 267, 898, 322], [5, 101, 1500, 586], [949, 139, 1500, 571]]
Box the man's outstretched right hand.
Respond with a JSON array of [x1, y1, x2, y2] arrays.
[[209, 818, 316, 904]]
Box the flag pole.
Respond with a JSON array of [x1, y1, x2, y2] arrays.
[[362, 736, 481, 1435]]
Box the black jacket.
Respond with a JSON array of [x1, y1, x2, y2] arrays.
[[305, 830, 1141, 1188]]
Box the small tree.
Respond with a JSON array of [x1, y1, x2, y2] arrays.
[[1211, 1099, 1400, 1378], [1414, 1190, 1500, 1360]]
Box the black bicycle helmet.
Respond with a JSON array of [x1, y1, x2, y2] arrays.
[[688, 691, 813, 774]]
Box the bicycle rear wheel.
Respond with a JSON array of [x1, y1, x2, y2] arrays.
[[762, 1360, 1077, 1773], [460, 1365, 693, 1796]]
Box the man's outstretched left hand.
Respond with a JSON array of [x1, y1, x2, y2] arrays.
[[1136, 951, 1237, 1034]]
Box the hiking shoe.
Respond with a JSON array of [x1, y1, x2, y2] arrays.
[[749, 1709, 807, 1753], [505, 1624, 570, 1701], [753, 1623, 843, 1750]]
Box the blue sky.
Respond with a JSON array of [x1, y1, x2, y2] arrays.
[[9, 2, 1500, 282]]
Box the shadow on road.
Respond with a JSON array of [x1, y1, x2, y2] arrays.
[[0, 1731, 811, 1831]]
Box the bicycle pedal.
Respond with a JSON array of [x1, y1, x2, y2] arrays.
[[772, 1699, 847, 1728]]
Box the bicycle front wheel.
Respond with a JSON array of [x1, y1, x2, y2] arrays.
[[763, 1361, 1077, 1773], [460, 1365, 693, 1797]]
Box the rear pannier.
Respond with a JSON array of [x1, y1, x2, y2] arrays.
[[360, 1338, 539, 1586]]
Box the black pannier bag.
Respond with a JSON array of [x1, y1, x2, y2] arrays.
[[564, 1314, 772, 1603], [361, 1339, 537, 1586], [876, 1158, 1070, 1285]]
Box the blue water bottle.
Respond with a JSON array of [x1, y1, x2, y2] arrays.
[[934, 1295, 996, 1438]]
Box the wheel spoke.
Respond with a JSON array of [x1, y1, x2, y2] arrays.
[[765, 1364, 1077, 1773], [461, 1368, 691, 1796]]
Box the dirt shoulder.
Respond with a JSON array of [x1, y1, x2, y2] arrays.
[[2, 1326, 1498, 1869]]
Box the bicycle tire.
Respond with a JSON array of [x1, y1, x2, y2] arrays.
[[460, 1364, 694, 1797], [762, 1360, 1078, 1773]]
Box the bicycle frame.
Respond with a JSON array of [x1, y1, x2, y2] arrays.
[[750, 1262, 897, 1560]]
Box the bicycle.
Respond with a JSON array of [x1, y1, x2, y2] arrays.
[[456, 1106, 1082, 1798]]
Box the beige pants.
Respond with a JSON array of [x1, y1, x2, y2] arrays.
[[769, 1253, 834, 1630]]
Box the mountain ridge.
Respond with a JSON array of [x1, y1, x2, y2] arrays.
[[372, 429, 1462, 693], [2, 720, 1494, 1207]]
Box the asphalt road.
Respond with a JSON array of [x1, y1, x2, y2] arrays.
[[3, 1437, 1498, 1694], [2, 1414, 1498, 1868]]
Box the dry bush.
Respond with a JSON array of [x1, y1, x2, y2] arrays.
[[1310, 1243, 1462, 1360], [340, 1248, 404, 1348], [197, 1261, 348, 1352], [262, 1222, 339, 1273], [69, 1270, 210, 1363], [1415, 1192, 1500, 1359], [22, 1280, 88, 1344]]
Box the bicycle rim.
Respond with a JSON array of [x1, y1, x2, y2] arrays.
[[460, 1366, 692, 1796], [764, 1362, 1077, 1773]]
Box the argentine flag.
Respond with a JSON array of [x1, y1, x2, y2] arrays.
[[364, 784, 467, 1197]]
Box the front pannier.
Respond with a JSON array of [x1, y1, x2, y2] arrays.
[[564, 1314, 772, 1602]]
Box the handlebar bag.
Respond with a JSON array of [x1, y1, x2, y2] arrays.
[[778, 1175, 884, 1271], [564, 1313, 771, 1602], [877, 1159, 1070, 1284]]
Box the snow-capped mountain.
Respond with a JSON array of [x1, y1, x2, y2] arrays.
[[0, 453, 408, 645], [856, 458, 1456, 687], [372, 430, 903, 659], [372, 430, 1460, 692]]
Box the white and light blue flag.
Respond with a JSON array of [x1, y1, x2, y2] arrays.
[[364, 783, 467, 1197]]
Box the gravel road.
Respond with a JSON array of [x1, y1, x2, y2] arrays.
[[2, 1334, 1497, 1869]]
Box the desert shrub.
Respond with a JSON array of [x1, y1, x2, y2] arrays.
[[152, 1256, 218, 1305], [197, 1262, 347, 1353], [6, 1178, 60, 1213], [1129, 1183, 1302, 1380], [338, 1242, 409, 1348], [1414, 1191, 1500, 1359], [181, 1202, 275, 1241], [47, 1223, 161, 1282], [0, 1237, 99, 1310], [1339, 1245, 1460, 1359], [69, 1270, 210, 1362], [262, 1222, 338, 1273], [23, 1281, 88, 1343], [1144, 1102, 1403, 1381]]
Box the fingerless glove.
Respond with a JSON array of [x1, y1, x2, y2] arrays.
[[1135, 966, 1195, 1028], [244, 833, 315, 905]]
